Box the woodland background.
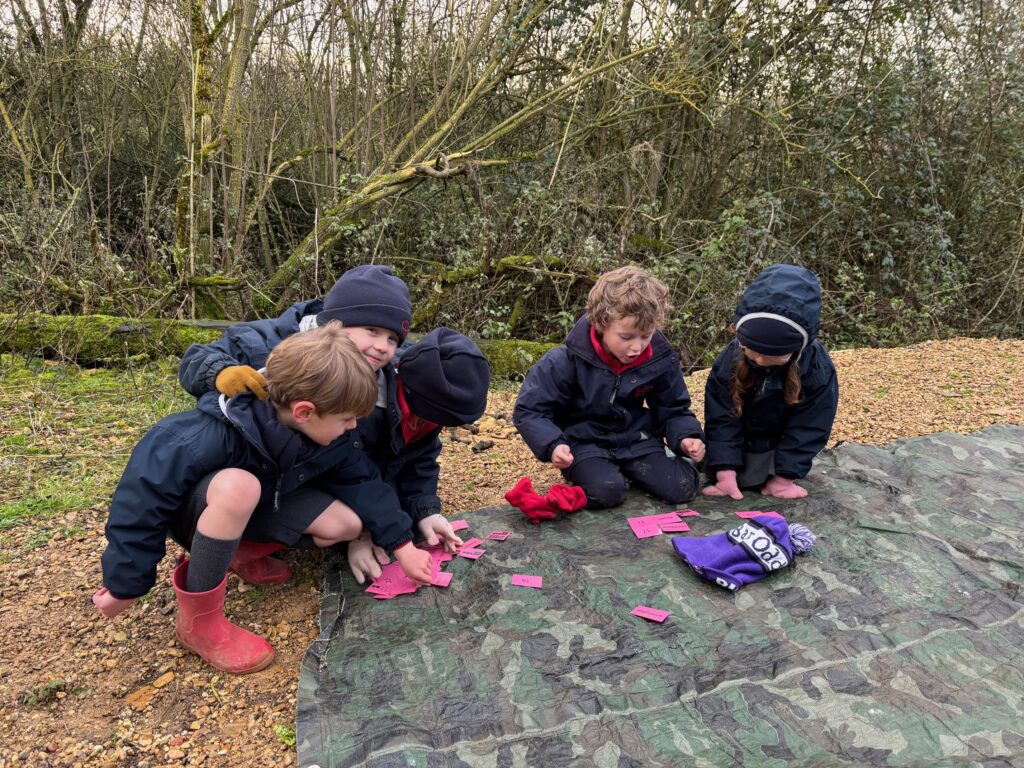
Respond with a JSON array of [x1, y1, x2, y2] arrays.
[[1, 0, 1022, 362]]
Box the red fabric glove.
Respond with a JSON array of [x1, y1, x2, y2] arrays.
[[505, 477, 558, 524], [545, 484, 587, 513]]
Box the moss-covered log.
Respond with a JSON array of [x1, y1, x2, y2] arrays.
[[0, 313, 223, 365], [0, 313, 553, 378]]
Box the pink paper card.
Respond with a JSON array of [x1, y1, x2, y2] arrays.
[[736, 510, 784, 519], [486, 531, 511, 541], [631, 605, 670, 623], [652, 512, 683, 523], [459, 537, 484, 550], [423, 544, 454, 564], [628, 517, 662, 539], [672, 509, 700, 517], [431, 571, 453, 587], [449, 519, 469, 532], [659, 521, 690, 533], [511, 574, 543, 589], [457, 547, 486, 560], [367, 563, 420, 596], [628, 512, 682, 538]]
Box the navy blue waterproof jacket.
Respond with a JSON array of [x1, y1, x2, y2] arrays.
[[101, 392, 410, 600], [355, 342, 443, 522], [178, 301, 443, 522], [514, 316, 704, 464], [179, 300, 323, 397], [704, 265, 839, 479]]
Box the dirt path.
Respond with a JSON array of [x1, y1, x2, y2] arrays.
[[1, 337, 1021, 767]]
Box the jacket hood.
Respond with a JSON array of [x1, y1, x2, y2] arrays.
[[734, 265, 822, 345], [195, 390, 323, 471]]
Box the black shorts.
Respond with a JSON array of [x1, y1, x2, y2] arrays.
[[169, 471, 336, 550]]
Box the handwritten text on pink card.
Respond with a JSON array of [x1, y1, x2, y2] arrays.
[[511, 574, 543, 589], [629, 512, 682, 538], [659, 521, 690, 533], [457, 547, 486, 560], [631, 605, 670, 622], [486, 531, 511, 541]]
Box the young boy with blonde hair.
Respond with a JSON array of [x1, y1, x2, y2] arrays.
[[93, 323, 433, 674], [514, 266, 705, 508]]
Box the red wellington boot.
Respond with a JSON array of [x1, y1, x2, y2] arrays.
[[228, 540, 291, 585], [172, 559, 275, 675]]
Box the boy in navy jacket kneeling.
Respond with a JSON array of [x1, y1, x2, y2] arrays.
[[514, 266, 705, 508], [92, 323, 432, 675]]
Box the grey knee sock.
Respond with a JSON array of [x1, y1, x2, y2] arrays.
[[186, 532, 241, 593]]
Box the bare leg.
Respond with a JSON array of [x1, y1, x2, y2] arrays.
[[303, 500, 363, 548]]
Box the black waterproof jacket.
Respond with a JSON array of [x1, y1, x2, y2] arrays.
[[100, 392, 408, 599], [513, 316, 704, 464], [704, 265, 839, 479]]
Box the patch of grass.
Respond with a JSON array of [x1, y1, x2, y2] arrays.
[[0, 478, 100, 530], [241, 586, 270, 604], [873, 386, 889, 397], [0, 354, 193, 530], [19, 679, 66, 706], [274, 724, 296, 747]]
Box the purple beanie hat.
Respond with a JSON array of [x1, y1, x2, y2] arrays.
[[672, 515, 814, 591]]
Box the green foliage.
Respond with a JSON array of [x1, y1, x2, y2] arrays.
[[274, 724, 297, 747], [19, 679, 69, 706], [0, 0, 1021, 346]]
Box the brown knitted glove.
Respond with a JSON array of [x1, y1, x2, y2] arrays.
[[214, 365, 268, 399]]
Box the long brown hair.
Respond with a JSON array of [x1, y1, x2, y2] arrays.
[[729, 346, 803, 418]]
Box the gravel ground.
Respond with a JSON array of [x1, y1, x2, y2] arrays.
[[0, 337, 1021, 767]]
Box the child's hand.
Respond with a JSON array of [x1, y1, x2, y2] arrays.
[[92, 587, 135, 619], [347, 532, 390, 584], [550, 444, 574, 469], [417, 514, 464, 553], [702, 469, 744, 500], [680, 438, 706, 462], [393, 542, 434, 586], [761, 476, 808, 499]]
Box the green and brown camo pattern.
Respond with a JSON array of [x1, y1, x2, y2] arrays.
[[298, 425, 1024, 768]]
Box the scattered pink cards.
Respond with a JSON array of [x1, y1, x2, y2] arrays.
[[631, 605, 670, 623], [459, 537, 484, 550], [449, 519, 469, 532], [736, 510, 784, 519], [486, 531, 511, 541], [365, 562, 421, 599], [511, 574, 543, 589], [430, 571, 453, 587], [457, 547, 486, 560]]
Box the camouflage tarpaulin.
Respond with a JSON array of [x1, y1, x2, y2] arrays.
[[297, 426, 1024, 767]]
